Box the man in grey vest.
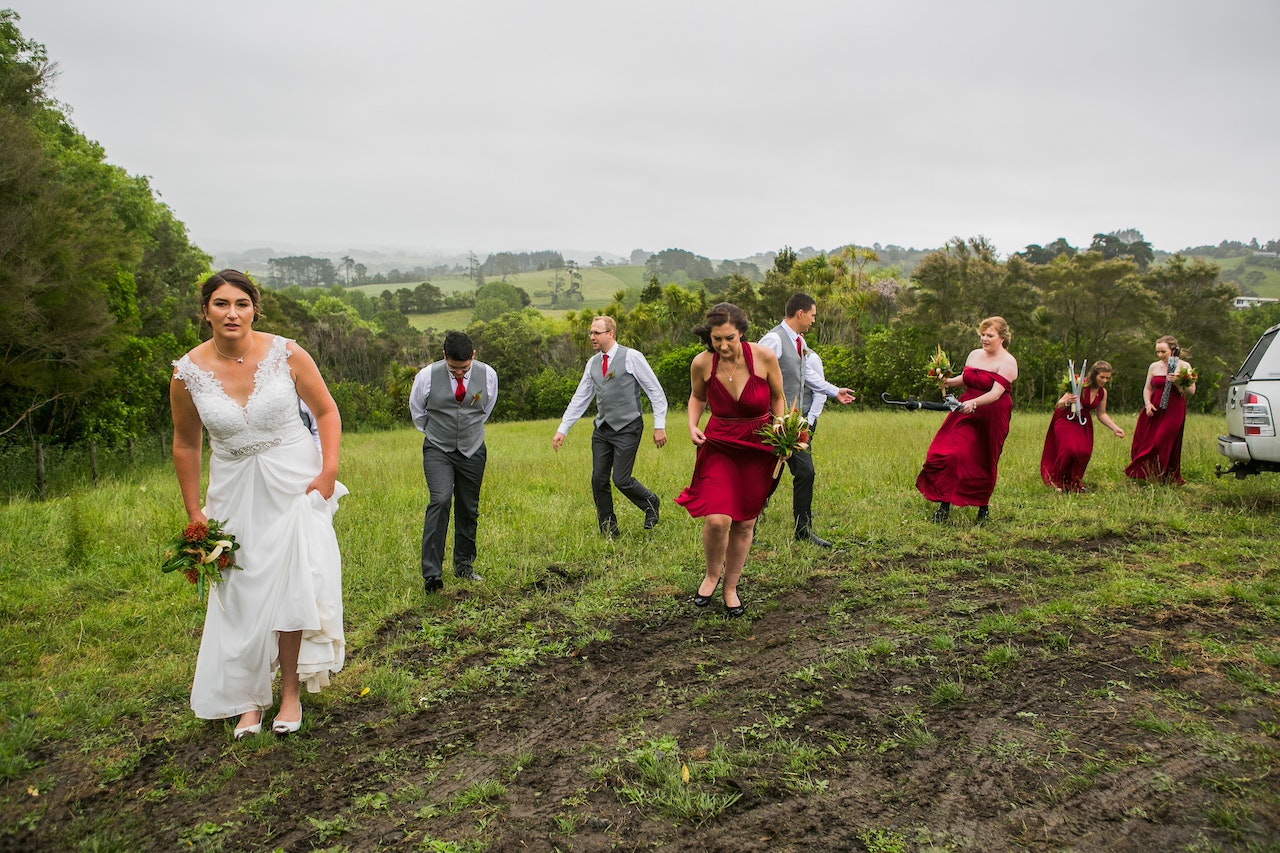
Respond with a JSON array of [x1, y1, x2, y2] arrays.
[[757, 293, 855, 547], [552, 315, 668, 537], [410, 331, 498, 593]]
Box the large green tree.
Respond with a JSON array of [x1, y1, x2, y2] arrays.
[[1142, 255, 1236, 409], [1034, 252, 1155, 362], [1, 11, 210, 444], [901, 237, 1037, 359]]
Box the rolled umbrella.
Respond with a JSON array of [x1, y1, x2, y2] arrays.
[[880, 392, 962, 412]]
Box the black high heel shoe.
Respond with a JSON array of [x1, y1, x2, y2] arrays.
[[931, 502, 951, 523], [724, 599, 747, 618], [692, 578, 720, 607]]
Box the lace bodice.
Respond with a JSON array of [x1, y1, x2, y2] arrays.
[[174, 336, 307, 456]]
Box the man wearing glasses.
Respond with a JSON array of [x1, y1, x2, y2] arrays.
[[552, 315, 668, 537], [410, 331, 498, 593]]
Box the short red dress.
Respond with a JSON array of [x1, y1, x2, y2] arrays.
[[915, 367, 1013, 507], [676, 343, 779, 521], [1125, 375, 1187, 485], [1040, 386, 1102, 493]]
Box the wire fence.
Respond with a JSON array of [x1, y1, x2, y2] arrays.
[[0, 434, 172, 501]]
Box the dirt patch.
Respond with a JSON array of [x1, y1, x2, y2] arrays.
[[3, 570, 1278, 852]]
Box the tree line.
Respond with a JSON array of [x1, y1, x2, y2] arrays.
[[6, 10, 1279, 462], [254, 234, 1277, 431]]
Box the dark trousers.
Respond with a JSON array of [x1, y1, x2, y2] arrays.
[[591, 417, 657, 524], [785, 441, 816, 523], [421, 441, 486, 580]]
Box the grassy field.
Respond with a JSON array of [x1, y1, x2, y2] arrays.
[[2, 411, 1277, 850], [364, 267, 646, 332], [356, 266, 644, 309], [1185, 253, 1280, 300], [405, 307, 476, 333]]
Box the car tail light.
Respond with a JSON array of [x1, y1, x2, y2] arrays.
[[1243, 392, 1275, 437]]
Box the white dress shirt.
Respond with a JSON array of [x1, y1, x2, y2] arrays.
[[555, 343, 668, 434], [757, 325, 842, 424]]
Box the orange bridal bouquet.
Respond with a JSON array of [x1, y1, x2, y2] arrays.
[[161, 519, 241, 602]]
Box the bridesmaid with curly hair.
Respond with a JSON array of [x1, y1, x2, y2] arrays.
[[916, 316, 1019, 523]]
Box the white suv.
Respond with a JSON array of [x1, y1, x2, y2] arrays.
[[1217, 322, 1280, 478]]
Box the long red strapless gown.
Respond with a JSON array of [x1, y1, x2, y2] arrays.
[[915, 367, 1013, 507], [1040, 386, 1102, 493], [676, 343, 779, 521], [1125, 375, 1187, 485]]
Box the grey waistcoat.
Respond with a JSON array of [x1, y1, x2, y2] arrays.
[[771, 322, 809, 412], [423, 360, 490, 457], [591, 347, 643, 429]]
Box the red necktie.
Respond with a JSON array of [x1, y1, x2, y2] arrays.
[[602, 352, 609, 378], [454, 376, 465, 402], [796, 336, 805, 357]]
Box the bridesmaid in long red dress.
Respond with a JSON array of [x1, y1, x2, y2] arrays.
[[676, 302, 785, 617], [1126, 335, 1196, 484], [1040, 361, 1125, 492], [916, 317, 1019, 523]]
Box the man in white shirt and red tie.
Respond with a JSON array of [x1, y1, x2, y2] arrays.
[[757, 293, 855, 547], [552, 315, 668, 537], [410, 331, 498, 593]]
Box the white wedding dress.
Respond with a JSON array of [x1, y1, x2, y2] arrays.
[[173, 336, 346, 719]]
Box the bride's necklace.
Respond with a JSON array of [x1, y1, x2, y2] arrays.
[[720, 357, 739, 384], [212, 337, 248, 364]]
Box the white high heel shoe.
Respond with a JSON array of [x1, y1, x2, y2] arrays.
[[272, 708, 302, 735], [234, 713, 262, 739]]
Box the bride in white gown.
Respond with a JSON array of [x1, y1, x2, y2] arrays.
[[171, 270, 346, 738]]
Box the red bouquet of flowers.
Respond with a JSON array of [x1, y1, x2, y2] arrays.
[[161, 519, 241, 602]]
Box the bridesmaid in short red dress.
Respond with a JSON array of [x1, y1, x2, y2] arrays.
[[1040, 361, 1125, 493], [675, 342, 777, 520], [677, 302, 785, 617], [916, 317, 1019, 523], [1126, 336, 1195, 485]]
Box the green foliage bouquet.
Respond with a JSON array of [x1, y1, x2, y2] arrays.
[[756, 404, 810, 478], [1174, 363, 1198, 388], [162, 520, 241, 602], [1058, 372, 1081, 396]]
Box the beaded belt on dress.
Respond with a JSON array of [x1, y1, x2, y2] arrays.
[[228, 437, 282, 457]]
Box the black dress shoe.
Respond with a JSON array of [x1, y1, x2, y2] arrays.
[[600, 518, 620, 538], [931, 503, 951, 523], [724, 601, 747, 618], [643, 501, 660, 530], [798, 531, 833, 549], [455, 569, 484, 582], [975, 506, 990, 524], [423, 577, 443, 594]]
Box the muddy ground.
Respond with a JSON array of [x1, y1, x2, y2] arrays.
[[3, 561, 1278, 852]]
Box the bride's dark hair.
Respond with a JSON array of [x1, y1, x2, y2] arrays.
[[200, 269, 262, 320]]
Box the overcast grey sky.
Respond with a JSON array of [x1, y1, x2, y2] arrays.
[[12, 0, 1279, 261]]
